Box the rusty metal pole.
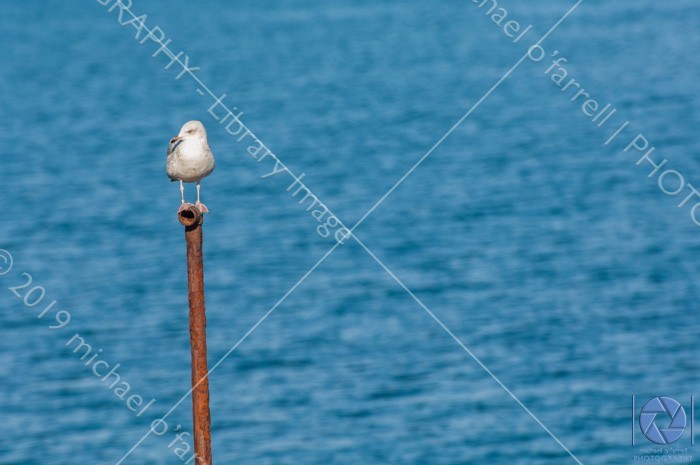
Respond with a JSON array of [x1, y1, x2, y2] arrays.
[[178, 205, 213, 465]]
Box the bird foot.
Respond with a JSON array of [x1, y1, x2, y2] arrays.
[[178, 202, 196, 214], [195, 202, 209, 214]]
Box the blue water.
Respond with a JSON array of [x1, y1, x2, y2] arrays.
[[2, 1, 700, 464]]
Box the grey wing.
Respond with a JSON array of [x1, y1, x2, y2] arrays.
[[166, 138, 183, 181], [167, 137, 183, 157]]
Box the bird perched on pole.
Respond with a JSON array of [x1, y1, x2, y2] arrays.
[[167, 120, 216, 213]]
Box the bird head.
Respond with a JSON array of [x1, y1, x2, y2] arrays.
[[172, 120, 207, 143]]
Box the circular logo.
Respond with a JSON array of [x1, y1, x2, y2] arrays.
[[640, 397, 687, 444]]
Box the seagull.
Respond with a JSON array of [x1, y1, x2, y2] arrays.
[[166, 120, 215, 213]]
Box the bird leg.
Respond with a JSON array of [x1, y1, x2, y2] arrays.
[[195, 181, 209, 213], [177, 181, 190, 214]]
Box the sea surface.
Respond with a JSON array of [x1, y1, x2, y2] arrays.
[[2, 1, 700, 464]]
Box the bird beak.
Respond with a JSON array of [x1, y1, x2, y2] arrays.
[[170, 135, 184, 144]]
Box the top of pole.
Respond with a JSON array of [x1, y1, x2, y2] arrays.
[[178, 204, 204, 228]]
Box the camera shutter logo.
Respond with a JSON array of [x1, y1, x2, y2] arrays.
[[639, 397, 687, 444]]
